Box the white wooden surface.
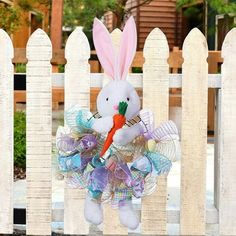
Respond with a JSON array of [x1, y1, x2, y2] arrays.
[[102, 28, 128, 235], [64, 27, 90, 235], [180, 28, 208, 235], [142, 28, 169, 235], [26, 29, 52, 235], [219, 28, 236, 235], [0, 29, 14, 234], [52, 73, 221, 88]]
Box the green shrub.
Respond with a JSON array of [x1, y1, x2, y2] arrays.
[[14, 111, 26, 168], [58, 64, 65, 73], [132, 67, 143, 73], [15, 63, 26, 73]]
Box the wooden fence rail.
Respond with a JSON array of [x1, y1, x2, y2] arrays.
[[13, 48, 223, 74], [13, 48, 222, 132], [0, 26, 236, 235]]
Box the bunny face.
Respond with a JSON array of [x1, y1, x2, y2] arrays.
[[97, 80, 140, 120], [93, 16, 139, 120]]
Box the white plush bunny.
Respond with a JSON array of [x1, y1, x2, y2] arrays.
[[84, 16, 141, 230]]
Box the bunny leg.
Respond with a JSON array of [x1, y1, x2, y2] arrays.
[[113, 123, 142, 146], [84, 193, 103, 225], [118, 200, 139, 230]]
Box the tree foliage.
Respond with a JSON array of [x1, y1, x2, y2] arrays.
[[14, 111, 26, 169], [63, 0, 153, 31], [0, 3, 21, 34], [63, 0, 112, 30], [63, 0, 153, 47], [177, 0, 236, 14]]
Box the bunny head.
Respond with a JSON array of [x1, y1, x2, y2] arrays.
[[93, 17, 140, 120]]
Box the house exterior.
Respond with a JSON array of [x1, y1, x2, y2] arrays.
[[179, 0, 236, 50], [0, 0, 50, 48], [104, 0, 182, 50]]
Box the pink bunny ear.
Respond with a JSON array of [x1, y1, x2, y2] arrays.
[[93, 18, 116, 79], [118, 16, 137, 80]]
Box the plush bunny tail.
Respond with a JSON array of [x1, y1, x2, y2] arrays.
[[118, 16, 137, 80]]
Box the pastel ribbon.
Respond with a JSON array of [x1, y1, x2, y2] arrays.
[[58, 153, 82, 172]]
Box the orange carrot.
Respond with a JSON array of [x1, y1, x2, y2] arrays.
[[100, 101, 128, 157]]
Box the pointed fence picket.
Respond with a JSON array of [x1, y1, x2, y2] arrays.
[[142, 28, 169, 235], [0, 29, 14, 234], [26, 29, 52, 235], [219, 28, 236, 235], [1, 26, 236, 235], [64, 27, 90, 235], [180, 28, 208, 235]]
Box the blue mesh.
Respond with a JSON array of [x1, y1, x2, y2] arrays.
[[75, 109, 94, 131], [58, 153, 82, 172], [92, 155, 105, 167], [145, 151, 172, 175]]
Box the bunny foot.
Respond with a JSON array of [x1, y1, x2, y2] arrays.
[[84, 195, 103, 225], [118, 201, 139, 230]]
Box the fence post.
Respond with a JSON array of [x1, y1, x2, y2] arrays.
[[26, 29, 52, 235], [0, 29, 14, 234], [219, 28, 236, 235], [180, 28, 208, 235], [103, 28, 128, 235], [64, 27, 90, 235], [142, 28, 169, 235]]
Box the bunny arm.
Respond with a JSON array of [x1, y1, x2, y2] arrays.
[[113, 123, 143, 146], [92, 116, 114, 133]]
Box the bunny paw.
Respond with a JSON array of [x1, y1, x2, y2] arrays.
[[92, 116, 113, 133], [113, 129, 133, 146]]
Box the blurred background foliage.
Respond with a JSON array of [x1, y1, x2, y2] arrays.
[[63, 0, 152, 47], [14, 111, 26, 169], [177, 0, 236, 30], [177, 0, 236, 14]]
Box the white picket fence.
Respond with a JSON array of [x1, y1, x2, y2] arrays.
[[0, 26, 236, 235]]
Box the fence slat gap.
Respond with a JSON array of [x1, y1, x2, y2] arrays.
[[64, 27, 90, 235], [180, 28, 208, 235], [219, 28, 236, 235], [142, 27, 169, 235], [0, 29, 14, 235], [26, 29, 52, 235]]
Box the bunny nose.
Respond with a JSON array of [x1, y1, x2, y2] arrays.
[[113, 105, 119, 110]]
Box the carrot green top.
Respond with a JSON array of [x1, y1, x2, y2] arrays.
[[118, 101, 128, 116]]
